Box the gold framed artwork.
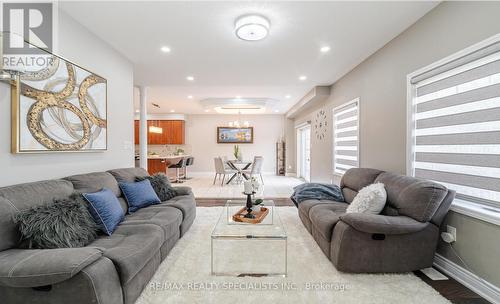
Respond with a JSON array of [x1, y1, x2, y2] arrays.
[[10, 55, 107, 153], [217, 127, 253, 144]]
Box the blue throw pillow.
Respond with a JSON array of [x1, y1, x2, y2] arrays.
[[83, 188, 124, 236], [119, 180, 161, 213]]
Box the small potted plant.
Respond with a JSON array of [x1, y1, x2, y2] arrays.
[[253, 198, 265, 211]]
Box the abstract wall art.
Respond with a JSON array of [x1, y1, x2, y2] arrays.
[[11, 55, 107, 153], [217, 127, 253, 144]]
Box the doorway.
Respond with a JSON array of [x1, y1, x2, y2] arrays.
[[297, 125, 311, 181]]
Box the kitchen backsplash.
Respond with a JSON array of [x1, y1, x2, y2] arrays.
[[135, 145, 192, 156]]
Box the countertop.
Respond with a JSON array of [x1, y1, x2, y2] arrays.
[[145, 155, 189, 160]]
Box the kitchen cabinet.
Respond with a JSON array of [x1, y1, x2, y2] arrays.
[[147, 159, 168, 175], [134, 120, 185, 145], [134, 120, 139, 144]]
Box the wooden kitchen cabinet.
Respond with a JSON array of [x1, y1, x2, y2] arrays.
[[134, 120, 185, 145], [169, 120, 185, 144], [134, 120, 139, 144], [147, 159, 168, 175], [148, 120, 163, 144]]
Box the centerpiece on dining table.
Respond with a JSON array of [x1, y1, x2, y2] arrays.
[[232, 180, 269, 224]]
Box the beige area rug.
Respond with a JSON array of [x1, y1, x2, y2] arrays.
[[136, 207, 449, 304]]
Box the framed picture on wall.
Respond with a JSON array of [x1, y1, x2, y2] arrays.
[[10, 48, 107, 153], [217, 127, 253, 144]]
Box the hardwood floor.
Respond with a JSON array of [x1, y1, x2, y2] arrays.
[[195, 198, 489, 304], [414, 270, 490, 304]]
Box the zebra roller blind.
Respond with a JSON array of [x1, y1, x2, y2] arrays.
[[409, 40, 500, 207], [333, 98, 359, 175]]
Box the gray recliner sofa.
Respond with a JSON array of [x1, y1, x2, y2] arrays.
[[0, 167, 196, 304], [299, 168, 455, 273]]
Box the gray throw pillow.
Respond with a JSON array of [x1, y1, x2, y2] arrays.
[[136, 173, 177, 201], [13, 194, 99, 249]]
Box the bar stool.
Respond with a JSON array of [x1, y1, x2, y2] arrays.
[[169, 157, 187, 183], [183, 157, 194, 180]]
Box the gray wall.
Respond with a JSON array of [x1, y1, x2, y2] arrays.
[[290, 1, 500, 287], [0, 11, 134, 186]]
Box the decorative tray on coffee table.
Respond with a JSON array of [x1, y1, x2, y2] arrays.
[[232, 206, 269, 224]]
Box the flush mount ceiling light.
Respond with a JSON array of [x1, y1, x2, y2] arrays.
[[320, 46, 331, 53], [200, 97, 277, 114], [235, 14, 270, 41], [160, 46, 171, 53]]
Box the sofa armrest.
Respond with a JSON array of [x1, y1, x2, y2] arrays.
[[0, 247, 102, 287], [339, 213, 428, 235], [173, 186, 193, 196]]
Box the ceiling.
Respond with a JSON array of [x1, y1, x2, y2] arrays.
[[60, 1, 438, 114]]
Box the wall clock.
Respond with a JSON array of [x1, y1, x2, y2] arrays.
[[314, 109, 328, 140]]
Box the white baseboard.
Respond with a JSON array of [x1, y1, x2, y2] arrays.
[[285, 172, 297, 177], [434, 253, 500, 304]]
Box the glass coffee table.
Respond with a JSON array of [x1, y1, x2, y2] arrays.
[[211, 200, 287, 277]]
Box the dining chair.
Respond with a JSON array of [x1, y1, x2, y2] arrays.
[[213, 157, 237, 186], [242, 156, 264, 184]]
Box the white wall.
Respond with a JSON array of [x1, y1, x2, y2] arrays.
[[0, 11, 134, 187], [185, 114, 284, 173]]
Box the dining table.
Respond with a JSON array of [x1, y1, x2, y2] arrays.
[[226, 160, 252, 184]]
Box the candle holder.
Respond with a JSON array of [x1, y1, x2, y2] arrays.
[[243, 191, 256, 219]]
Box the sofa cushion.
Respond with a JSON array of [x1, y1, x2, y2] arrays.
[[375, 172, 448, 222], [65, 172, 121, 197], [346, 183, 387, 215], [161, 193, 196, 221], [340, 168, 384, 193], [0, 180, 74, 251], [83, 189, 125, 236], [341, 187, 358, 203], [108, 168, 149, 183], [122, 206, 182, 240], [88, 224, 163, 285], [13, 196, 98, 249], [309, 202, 348, 241], [136, 174, 177, 201], [0, 180, 74, 210], [119, 180, 161, 213], [0, 197, 19, 251], [0, 248, 102, 287], [297, 199, 337, 218]]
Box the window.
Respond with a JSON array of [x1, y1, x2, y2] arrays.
[[333, 98, 359, 175], [407, 35, 500, 208]]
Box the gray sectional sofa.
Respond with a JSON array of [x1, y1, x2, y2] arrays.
[[0, 167, 196, 304], [299, 168, 455, 273]]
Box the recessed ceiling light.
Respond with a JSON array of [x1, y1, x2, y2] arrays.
[[204, 109, 210, 112], [320, 46, 331, 53], [274, 109, 280, 113], [299, 75, 307, 81], [160, 46, 171, 53], [186, 76, 194, 81], [187, 95, 193, 99], [235, 95, 242, 99], [285, 95, 291, 99], [170, 109, 175, 113], [235, 14, 270, 41]]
